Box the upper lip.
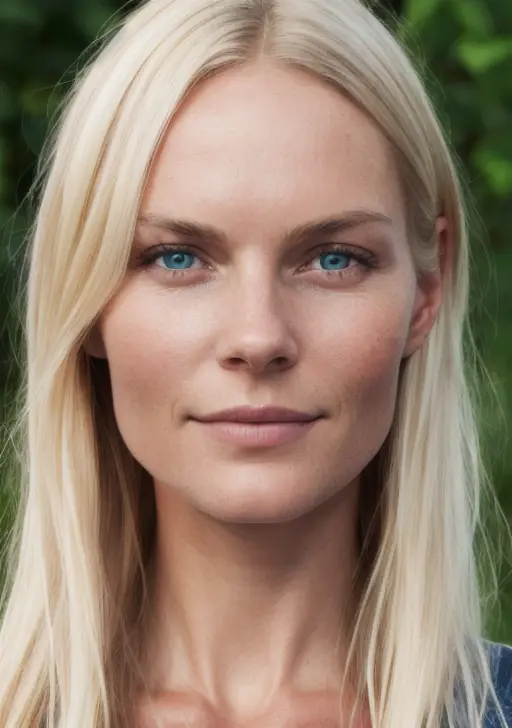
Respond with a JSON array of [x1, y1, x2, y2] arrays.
[[193, 406, 322, 423]]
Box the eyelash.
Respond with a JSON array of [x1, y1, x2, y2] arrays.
[[136, 243, 379, 280]]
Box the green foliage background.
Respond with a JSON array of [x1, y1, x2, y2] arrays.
[[0, 0, 511, 640]]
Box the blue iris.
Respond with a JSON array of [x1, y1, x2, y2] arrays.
[[320, 252, 350, 270], [161, 252, 194, 269]]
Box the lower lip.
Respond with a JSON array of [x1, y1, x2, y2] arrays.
[[193, 419, 320, 447]]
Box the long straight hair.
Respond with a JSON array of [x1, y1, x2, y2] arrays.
[[0, 0, 510, 726]]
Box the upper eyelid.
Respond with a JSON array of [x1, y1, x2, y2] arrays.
[[134, 239, 373, 257]]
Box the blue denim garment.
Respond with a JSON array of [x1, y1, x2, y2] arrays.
[[483, 640, 512, 727]]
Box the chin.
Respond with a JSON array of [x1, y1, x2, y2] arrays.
[[194, 482, 334, 525]]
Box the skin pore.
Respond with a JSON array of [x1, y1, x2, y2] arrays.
[[85, 59, 449, 727]]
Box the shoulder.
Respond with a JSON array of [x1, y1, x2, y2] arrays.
[[482, 639, 512, 727]]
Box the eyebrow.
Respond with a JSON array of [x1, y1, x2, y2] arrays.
[[136, 210, 393, 247]]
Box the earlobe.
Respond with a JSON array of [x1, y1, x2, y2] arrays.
[[83, 323, 107, 359]]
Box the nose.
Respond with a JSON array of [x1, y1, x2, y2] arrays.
[[216, 277, 299, 375]]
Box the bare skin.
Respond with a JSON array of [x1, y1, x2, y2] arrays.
[[86, 59, 450, 726], [134, 687, 371, 727]]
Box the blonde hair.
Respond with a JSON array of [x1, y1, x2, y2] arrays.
[[0, 0, 510, 726]]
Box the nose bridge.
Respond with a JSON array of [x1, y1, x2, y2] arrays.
[[231, 259, 290, 337], [216, 257, 298, 370], [237, 256, 281, 314]]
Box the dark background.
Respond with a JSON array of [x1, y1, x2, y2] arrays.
[[0, 0, 511, 640]]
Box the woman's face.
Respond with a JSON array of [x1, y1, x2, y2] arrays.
[[89, 60, 442, 523]]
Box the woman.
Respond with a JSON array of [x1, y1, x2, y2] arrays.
[[0, 0, 510, 726]]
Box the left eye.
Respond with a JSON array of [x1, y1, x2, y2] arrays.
[[308, 250, 354, 271], [157, 250, 201, 270]]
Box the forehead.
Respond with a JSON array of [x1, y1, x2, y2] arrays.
[[141, 61, 404, 230]]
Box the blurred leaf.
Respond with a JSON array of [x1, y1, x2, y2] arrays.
[[450, 0, 493, 39], [402, 0, 443, 26], [473, 146, 512, 197], [19, 84, 55, 117], [456, 37, 512, 73]]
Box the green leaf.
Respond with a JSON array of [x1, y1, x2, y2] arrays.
[[473, 146, 512, 197], [450, 0, 493, 39], [403, 0, 443, 27], [456, 38, 512, 73]]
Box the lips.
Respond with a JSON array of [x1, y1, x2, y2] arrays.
[[192, 418, 320, 447], [193, 406, 322, 424]]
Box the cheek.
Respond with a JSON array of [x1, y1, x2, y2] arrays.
[[317, 293, 411, 389], [351, 329, 404, 429], [312, 298, 411, 479], [317, 293, 412, 464], [99, 289, 215, 415]]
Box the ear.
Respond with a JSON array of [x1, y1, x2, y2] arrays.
[[403, 216, 453, 359], [83, 321, 107, 359]]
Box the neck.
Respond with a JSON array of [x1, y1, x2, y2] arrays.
[[140, 477, 363, 722]]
